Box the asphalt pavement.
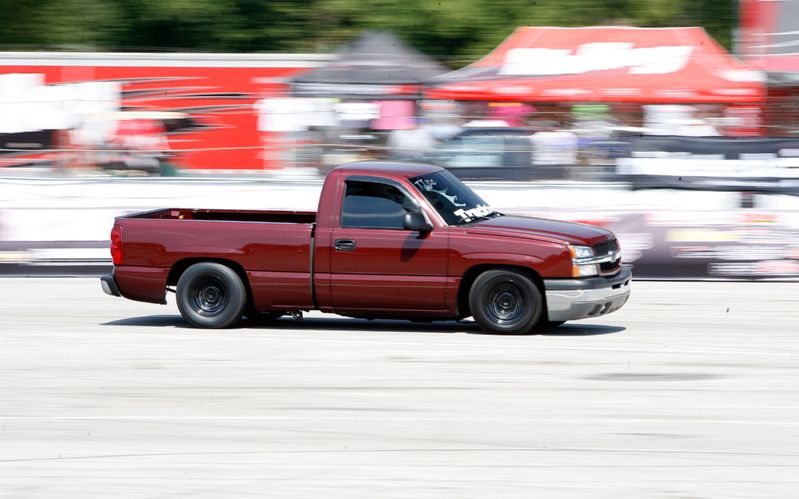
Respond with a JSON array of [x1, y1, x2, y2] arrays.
[[1, 278, 798, 498]]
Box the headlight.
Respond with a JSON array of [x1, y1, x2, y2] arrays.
[[571, 245, 594, 259], [570, 245, 598, 277]]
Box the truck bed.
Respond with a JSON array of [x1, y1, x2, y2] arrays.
[[126, 208, 317, 224], [113, 208, 316, 308]]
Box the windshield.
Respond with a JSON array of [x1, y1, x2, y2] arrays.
[[410, 170, 500, 225]]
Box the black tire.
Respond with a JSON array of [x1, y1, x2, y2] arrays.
[[176, 262, 247, 328], [469, 269, 543, 334]]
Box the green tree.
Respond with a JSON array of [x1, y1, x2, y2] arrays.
[[0, 0, 738, 65]]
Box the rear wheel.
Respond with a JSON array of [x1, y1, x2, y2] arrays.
[[176, 262, 246, 328], [469, 269, 543, 334]]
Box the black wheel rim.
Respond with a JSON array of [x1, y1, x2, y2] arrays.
[[485, 282, 525, 325], [190, 276, 227, 316]]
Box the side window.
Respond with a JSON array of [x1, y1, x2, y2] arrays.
[[341, 180, 410, 229]]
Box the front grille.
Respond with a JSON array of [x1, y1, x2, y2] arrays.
[[593, 239, 618, 256], [594, 239, 621, 274]]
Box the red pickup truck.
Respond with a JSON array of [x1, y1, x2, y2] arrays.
[[101, 162, 631, 334]]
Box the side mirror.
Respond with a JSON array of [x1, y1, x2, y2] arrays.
[[403, 211, 433, 232]]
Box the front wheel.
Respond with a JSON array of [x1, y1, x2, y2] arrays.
[[176, 262, 247, 328], [469, 270, 543, 334]]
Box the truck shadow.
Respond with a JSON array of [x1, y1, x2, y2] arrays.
[[103, 315, 184, 327], [103, 315, 625, 336]]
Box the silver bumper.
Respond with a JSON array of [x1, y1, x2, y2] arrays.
[[100, 274, 122, 297], [544, 265, 632, 322]]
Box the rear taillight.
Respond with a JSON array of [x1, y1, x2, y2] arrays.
[[110, 225, 123, 266]]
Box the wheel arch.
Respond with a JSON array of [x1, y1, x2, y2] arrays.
[[168, 258, 254, 310], [457, 263, 547, 320]]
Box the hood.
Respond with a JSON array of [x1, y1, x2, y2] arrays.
[[465, 215, 613, 246]]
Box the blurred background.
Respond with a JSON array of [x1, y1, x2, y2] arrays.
[[1, 0, 798, 279]]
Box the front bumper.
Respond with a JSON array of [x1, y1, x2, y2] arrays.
[[544, 265, 632, 322], [100, 274, 122, 297]]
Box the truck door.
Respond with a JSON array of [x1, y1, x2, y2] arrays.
[[329, 177, 449, 314]]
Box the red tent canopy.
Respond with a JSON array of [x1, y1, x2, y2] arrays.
[[427, 27, 765, 103]]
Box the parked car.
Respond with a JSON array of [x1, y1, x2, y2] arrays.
[[408, 127, 577, 181], [409, 127, 532, 180], [101, 161, 631, 334]]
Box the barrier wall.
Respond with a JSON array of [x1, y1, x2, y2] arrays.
[[1, 176, 797, 278]]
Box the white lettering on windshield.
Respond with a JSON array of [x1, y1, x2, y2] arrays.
[[453, 204, 495, 223], [414, 178, 437, 190]]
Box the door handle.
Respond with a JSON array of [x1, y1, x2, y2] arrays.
[[334, 239, 356, 251]]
